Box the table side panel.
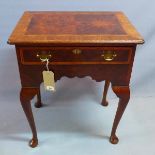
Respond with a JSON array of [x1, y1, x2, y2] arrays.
[[15, 45, 136, 87]]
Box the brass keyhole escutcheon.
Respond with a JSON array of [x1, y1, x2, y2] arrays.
[[72, 49, 82, 55], [101, 51, 117, 61]]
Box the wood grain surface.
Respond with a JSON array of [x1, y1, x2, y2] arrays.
[[8, 11, 144, 44]]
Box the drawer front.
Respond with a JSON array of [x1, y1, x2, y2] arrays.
[[20, 47, 132, 65]]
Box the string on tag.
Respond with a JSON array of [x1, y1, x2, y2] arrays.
[[41, 58, 49, 71]]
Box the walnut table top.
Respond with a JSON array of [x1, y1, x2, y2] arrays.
[[8, 11, 144, 45]]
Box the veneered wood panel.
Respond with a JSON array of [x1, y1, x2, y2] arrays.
[[8, 12, 144, 45], [20, 47, 132, 65], [26, 13, 126, 35]]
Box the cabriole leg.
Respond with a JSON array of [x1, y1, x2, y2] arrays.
[[101, 80, 110, 106], [20, 88, 39, 148], [34, 87, 43, 108], [110, 86, 130, 144]]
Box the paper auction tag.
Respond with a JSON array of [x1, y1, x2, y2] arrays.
[[42, 71, 55, 91]]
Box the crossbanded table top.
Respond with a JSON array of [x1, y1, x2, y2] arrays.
[[8, 11, 144, 45]]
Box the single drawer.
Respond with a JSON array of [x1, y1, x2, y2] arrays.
[[19, 47, 132, 65]]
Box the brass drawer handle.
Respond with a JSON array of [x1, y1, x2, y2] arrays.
[[36, 53, 52, 61], [72, 49, 82, 55], [101, 51, 117, 61]]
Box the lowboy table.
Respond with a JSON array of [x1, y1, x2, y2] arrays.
[[8, 11, 144, 148]]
